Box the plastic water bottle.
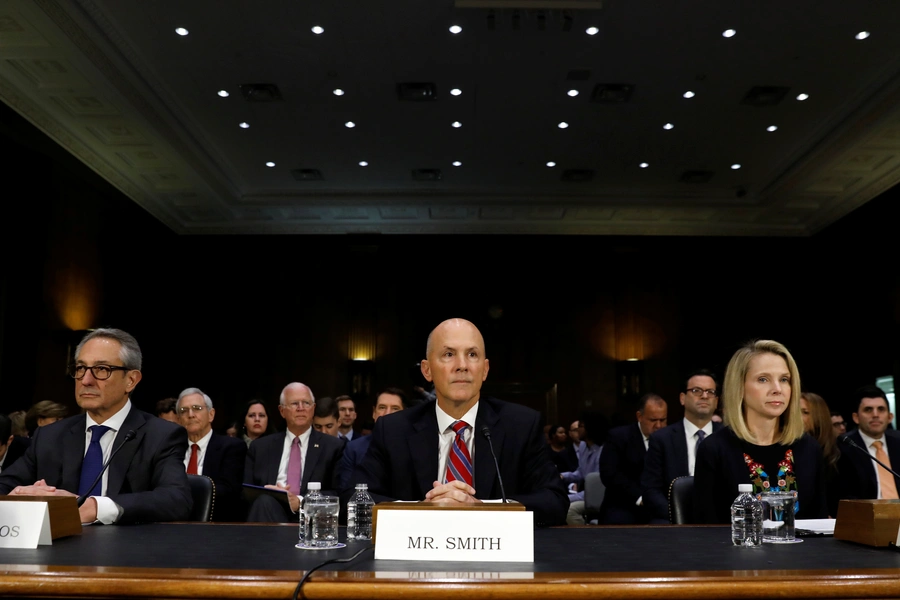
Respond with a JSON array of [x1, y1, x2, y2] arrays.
[[731, 483, 762, 547], [346, 483, 375, 541], [299, 482, 322, 546]]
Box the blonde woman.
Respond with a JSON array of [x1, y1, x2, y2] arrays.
[[694, 340, 827, 523]]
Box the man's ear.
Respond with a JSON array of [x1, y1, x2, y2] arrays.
[[852, 412, 860, 425], [209, 408, 215, 424], [125, 369, 142, 393], [420, 359, 433, 382]]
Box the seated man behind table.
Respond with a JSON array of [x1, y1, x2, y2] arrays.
[[176, 387, 247, 521], [837, 385, 900, 500], [336, 386, 409, 491], [243, 382, 344, 522], [641, 369, 723, 523], [0, 328, 191, 524], [349, 318, 568, 526]]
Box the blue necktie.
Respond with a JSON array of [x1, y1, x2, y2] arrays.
[[695, 429, 706, 456], [78, 425, 111, 497]]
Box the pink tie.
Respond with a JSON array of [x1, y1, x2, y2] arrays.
[[287, 437, 303, 493]]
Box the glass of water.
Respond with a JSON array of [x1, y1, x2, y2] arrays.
[[308, 495, 340, 548], [758, 490, 798, 543]]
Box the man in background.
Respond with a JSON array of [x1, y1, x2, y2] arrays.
[[336, 387, 408, 490], [336, 395, 357, 441], [837, 385, 899, 500], [313, 397, 341, 437]]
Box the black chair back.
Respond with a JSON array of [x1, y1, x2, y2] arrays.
[[668, 475, 694, 524], [187, 474, 215, 522]]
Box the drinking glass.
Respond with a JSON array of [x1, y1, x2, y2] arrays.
[[758, 490, 798, 543], [308, 495, 340, 548]]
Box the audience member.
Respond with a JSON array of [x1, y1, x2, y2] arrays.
[[336, 387, 409, 490], [8, 411, 27, 437], [836, 385, 899, 500], [642, 369, 723, 523], [0, 328, 191, 524], [831, 411, 847, 437], [176, 387, 247, 521], [243, 382, 344, 522], [0, 414, 29, 473], [241, 400, 273, 448], [25, 400, 68, 435], [350, 318, 568, 526], [598, 393, 668, 524], [225, 421, 239, 437], [694, 340, 827, 523], [313, 396, 340, 437], [155, 397, 178, 423], [336, 395, 357, 441], [565, 413, 606, 525], [800, 392, 840, 515], [548, 424, 578, 474]]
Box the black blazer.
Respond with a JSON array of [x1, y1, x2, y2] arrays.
[[599, 423, 649, 524], [0, 409, 192, 523], [201, 432, 247, 521], [836, 429, 900, 501], [693, 427, 827, 524], [1, 436, 29, 472], [641, 420, 724, 522], [350, 397, 568, 526], [244, 428, 344, 495]]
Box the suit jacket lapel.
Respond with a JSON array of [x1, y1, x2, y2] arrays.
[[671, 422, 688, 474], [204, 434, 221, 478], [474, 399, 501, 498], [264, 435, 283, 485], [409, 408, 439, 497], [62, 416, 87, 492], [303, 430, 323, 490], [107, 409, 147, 495]]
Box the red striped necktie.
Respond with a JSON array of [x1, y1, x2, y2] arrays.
[[445, 420, 473, 486]]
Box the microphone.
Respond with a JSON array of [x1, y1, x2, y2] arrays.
[[481, 426, 508, 503], [838, 433, 900, 481], [77, 430, 136, 507]]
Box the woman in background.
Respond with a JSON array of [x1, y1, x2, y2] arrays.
[[801, 392, 841, 516], [241, 399, 273, 448], [694, 340, 827, 523], [24, 400, 68, 436]]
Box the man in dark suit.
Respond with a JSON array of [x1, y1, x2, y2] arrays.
[[0, 414, 29, 473], [350, 318, 568, 526], [176, 387, 247, 521], [641, 369, 723, 523], [336, 387, 408, 491], [243, 382, 344, 522], [0, 328, 191, 524], [837, 385, 900, 500], [599, 393, 668, 524]]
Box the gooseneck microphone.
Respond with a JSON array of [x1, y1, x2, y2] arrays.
[[481, 426, 508, 503], [838, 433, 900, 481], [77, 430, 136, 507]]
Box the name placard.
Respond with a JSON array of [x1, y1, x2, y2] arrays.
[[0, 501, 52, 549], [374, 508, 534, 562]]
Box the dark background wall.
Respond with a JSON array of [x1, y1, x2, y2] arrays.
[[1, 102, 897, 431]]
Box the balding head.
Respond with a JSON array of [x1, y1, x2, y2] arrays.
[[425, 318, 486, 360], [279, 382, 316, 435], [421, 318, 489, 418]]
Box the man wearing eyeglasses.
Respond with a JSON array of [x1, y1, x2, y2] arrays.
[[0, 328, 191, 524], [641, 369, 723, 523], [243, 382, 344, 522], [176, 388, 247, 520]]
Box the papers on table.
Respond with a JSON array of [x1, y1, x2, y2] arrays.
[[795, 519, 835, 535]]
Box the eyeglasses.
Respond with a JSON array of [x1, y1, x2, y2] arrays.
[[685, 387, 718, 397], [282, 401, 315, 410], [68, 364, 130, 380], [832, 421, 846, 428], [177, 405, 207, 414]]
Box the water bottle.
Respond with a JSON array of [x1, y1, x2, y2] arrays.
[[346, 483, 375, 541], [299, 482, 322, 546], [731, 483, 762, 547]]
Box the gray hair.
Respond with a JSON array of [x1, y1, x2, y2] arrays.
[[75, 328, 142, 371], [178, 387, 213, 411], [279, 382, 315, 405]]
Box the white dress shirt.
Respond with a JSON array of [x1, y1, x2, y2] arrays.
[[436, 401, 479, 484], [83, 400, 133, 524], [858, 429, 890, 498], [683, 418, 714, 476], [276, 427, 312, 492], [182, 428, 213, 474]]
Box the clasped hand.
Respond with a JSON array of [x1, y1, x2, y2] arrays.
[[424, 480, 482, 504], [10, 479, 98, 523]]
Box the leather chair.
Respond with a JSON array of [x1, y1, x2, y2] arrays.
[[667, 475, 694, 524], [187, 474, 215, 522], [583, 471, 606, 525]]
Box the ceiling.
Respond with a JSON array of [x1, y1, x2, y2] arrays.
[[2, 0, 900, 236]]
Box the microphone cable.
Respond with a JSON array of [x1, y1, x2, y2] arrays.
[[292, 544, 373, 600]]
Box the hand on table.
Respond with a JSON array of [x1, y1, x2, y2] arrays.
[[424, 480, 482, 505]]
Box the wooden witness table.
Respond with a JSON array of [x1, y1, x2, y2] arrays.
[[1, 522, 899, 599]]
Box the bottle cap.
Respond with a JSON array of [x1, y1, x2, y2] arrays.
[[355, 483, 368, 490], [738, 483, 753, 493], [308, 482, 321, 490]]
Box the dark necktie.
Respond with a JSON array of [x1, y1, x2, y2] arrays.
[[187, 443, 199, 474], [695, 429, 707, 456], [78, 425, 111, 497]]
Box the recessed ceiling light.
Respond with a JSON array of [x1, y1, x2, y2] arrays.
[[450, 88, 462, 96], [452, 121, 462, 128], [239, 122, 249, 129], [855, 31, 870, 40], [683, 91, 695, 99], [265, 162, 275, 167], [731, 163, 741, 170], [558, 122, 569, 129], [767, 125, 778, 132], [663, 123, 674, 130], [546, 161, 556, 167], [722, 29, 736, 38], [449, 25, 462, 34], [175, 27, 189, 36], [639, 162, 649, 168], [586, 27, 599, 36], [333, 89, 345, 96], [452, 161, 462, 167], [796, 93, 809, 101], [217, 90, 229, 98], [311, 26, 324, 35], [345, 121, 356, 128], [359, 161, 368, 167], [567, 90, 579, 97]]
